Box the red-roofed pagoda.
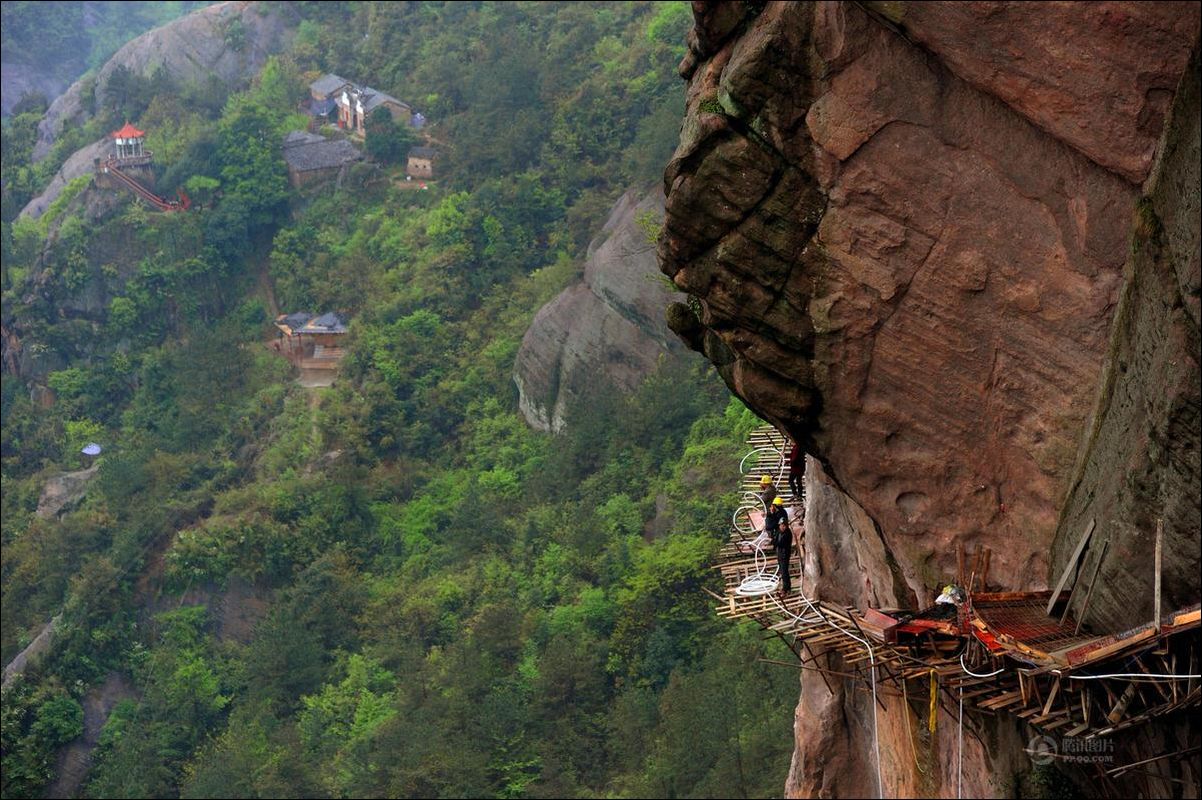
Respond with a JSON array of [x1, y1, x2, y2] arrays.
[[110, 122, 147, 161], [96, 122, 189, 212]]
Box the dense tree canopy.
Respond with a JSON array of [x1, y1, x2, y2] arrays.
[[1, 3, 802, 799]]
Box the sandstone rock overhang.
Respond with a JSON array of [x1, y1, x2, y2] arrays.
[[659, 0, 1200, 603]]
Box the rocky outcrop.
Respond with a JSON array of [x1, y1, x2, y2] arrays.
[[860, 1, 1197, 184], [516, 187, 690, 431], [33, 1, 294, 162], [1, 615, 60, 690], [660, 2, 1200, 797], [661, 0, 1198, 612], [36, 464, 100, 518], [18, 138, 111, 220]]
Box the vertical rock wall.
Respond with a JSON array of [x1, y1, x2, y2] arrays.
[[658, 2, 1201, 796], [1050, 43, 1201, 637]]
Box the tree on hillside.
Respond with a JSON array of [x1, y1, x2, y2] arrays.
[[207, 94, 290, 257], [364, 109, 416, 165]]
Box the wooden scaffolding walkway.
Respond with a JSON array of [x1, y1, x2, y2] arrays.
[[713, 425, 1202, 741]]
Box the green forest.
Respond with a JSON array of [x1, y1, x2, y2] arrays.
[[1, 3, 799, 798]]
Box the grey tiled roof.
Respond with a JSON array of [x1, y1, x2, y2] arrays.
[[282, 138, 363, 172], [278, 312, 315, 330], [408, 146, 438, 160], [299, 312, 349, 334], [361, 87, 410, 114], [283, 130, 325, 148], [310, 74, 351, 97]]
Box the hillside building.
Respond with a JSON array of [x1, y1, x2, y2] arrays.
[[110, 122, 150, 164], [281, 130, 363, 187], [273, 311, 349, 372], [303, 74, 417, 139], [406, 146, 438, 179]]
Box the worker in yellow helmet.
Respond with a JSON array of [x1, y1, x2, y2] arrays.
[[758, 474, 778, 512], [766, 495, 793, 596]]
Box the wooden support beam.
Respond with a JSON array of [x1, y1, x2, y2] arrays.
[[957, 541, 965, 587], [1107, 745, 1201, 777], [981, 548, 991, 591], [757, 657, 869, 682], [1048, 518, 1095, 615], [799, 639, 835, 696], [1042, 715, 1076, 731], [1138, 660, 1172, 702], [979, 690, 1023, 710], [1042, 675, 1061, 717], [1153, 518, 1162, 629], [772, 630, 802, 660], [1106, 681, 1138, 725], [1065, 721, 1091, 737], [1074, 539, 1109, 635], [1189, 648, 1197, 698]]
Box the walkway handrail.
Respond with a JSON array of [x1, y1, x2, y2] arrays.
[[103, 157, 189, 212]]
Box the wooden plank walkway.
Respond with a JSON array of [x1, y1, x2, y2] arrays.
[[713, 425, 1202, 741]]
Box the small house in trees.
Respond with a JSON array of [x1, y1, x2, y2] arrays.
[[273, 312, 349, 371], [406, 146, 438, 179], [310, 74, 353, 102], [302, 74, 352, 124], [304, 75, 417, 140], [337, 87, 411, 136], [281, 131, 363, 188]]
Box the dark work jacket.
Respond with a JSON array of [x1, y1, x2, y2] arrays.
[[765, 506, 790, 552]]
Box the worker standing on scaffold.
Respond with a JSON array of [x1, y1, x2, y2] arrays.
[[766, 495, 792, 597], [787, 439, 805, 500], [758, 474, 778, 512]]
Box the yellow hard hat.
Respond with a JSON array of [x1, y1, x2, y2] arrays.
[[772, 496, 786, 506], [760, 475, 772, 485]]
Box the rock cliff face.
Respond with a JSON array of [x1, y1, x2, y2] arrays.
[[33, 1, 294, 162], [516, 187, 689, 431], [659, 1, 1200, 796], [1051, 41, 1201, 636], [1, 63, 71, 118], [18, 138, 112, 220]]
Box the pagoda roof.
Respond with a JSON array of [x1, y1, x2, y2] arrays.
[[110, 122, 146, 139]]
